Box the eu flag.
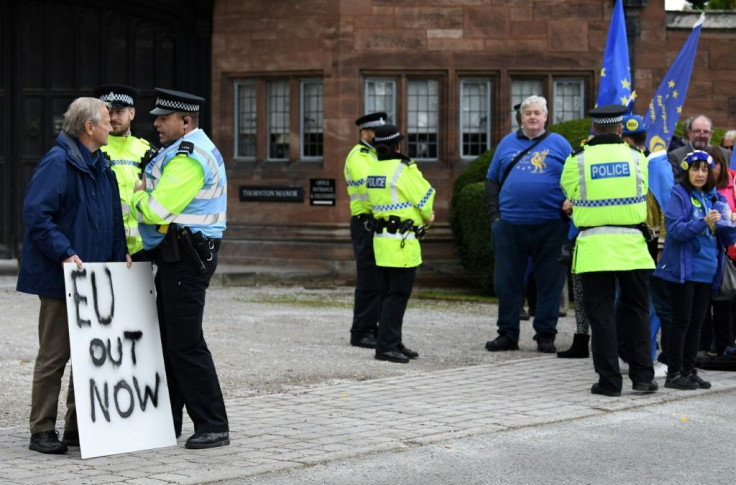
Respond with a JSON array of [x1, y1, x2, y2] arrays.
[[595, 0, 633, 107], [645, 13, 705, 154]]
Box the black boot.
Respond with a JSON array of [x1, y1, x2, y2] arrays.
[[556, 334, 590, 358]]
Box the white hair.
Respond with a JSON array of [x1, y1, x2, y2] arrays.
[[62, 97, 110, 137], [520, 95, 548, 115]]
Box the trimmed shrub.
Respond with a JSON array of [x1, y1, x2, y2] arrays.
[[453, 181, 493, 291]]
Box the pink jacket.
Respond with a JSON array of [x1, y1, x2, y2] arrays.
[[717, 169, 736, 211]]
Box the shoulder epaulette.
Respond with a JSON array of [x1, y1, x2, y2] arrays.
[[399, 154, 415, 166], [571, 146, 585, 156], [138, 137, 150, 147], [360, 147, 369, 154], [177, 141, 194, 155]]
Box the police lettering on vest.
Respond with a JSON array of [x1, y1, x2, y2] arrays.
[[590, 162, 630, 180], [367, 176, 387, 189]]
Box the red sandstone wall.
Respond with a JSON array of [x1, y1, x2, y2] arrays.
[[208, 0, 736, 270]]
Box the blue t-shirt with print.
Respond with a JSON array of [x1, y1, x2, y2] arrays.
[[486, 130, 573, 224]]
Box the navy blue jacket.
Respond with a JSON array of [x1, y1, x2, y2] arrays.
[[17, 133, 127, 299]]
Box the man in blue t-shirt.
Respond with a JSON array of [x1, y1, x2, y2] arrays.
[[484, 95, 572, 353]]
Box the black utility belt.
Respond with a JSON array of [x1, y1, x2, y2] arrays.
[[189, 230, 222, 252], [157, 224, 221, 272], [368, 215, 427, 239]]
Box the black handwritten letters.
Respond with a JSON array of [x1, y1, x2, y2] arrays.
[[70, 265, 161, 423]]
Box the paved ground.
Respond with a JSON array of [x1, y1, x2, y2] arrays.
[[1, 263, 734, 484]]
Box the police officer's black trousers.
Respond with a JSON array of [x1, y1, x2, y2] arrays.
[[350, 216, 381, 338], [582, 269, 653, 392], [376, 266, 416, 354], [155, 247, 229, 435]]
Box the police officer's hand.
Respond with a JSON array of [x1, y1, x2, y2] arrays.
[[424, 211, 435, 225], [705, 209, 720, 232], [134, 179, 145, 193], [125, 254, 132, 268]]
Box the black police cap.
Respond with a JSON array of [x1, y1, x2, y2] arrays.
[[355, 112, 387, 129], [373, 124, 404, 144], [93, 84, 140, 108], [150, 88, 205, 115], [588, 104, 627, 125]]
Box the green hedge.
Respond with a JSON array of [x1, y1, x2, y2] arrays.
[[449, 118, 711, 292]]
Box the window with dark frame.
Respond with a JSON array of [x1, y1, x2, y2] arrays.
[[301, 80, 323, 159], [460, 79, 491, 158], [267, 80, 290, 161], [234, 81, 257, 160], [407, 79, 439, 161], [233, 77, 324, 163]]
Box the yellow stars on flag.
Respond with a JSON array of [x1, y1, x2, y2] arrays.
[[621, 79, 631, 90], [601, 67, 607, 77], [668, 80, 676, 88]]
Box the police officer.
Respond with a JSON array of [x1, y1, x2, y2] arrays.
[[366, 124, 435, 363], [344, 112, 386, 349], [131, 88, 229, 449], [93, 84, 156, 260], [560, 104, 657, 397]]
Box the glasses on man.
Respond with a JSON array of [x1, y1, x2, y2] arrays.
[[691, 129, 712, 136]]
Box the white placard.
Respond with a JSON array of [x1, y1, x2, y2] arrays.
[[64, 262, 176, 459]]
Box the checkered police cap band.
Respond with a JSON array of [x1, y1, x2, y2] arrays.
[[155, 97, 200, 112], [359, 118, 385, 129], [99, 92, 134, 106], [374, 131, 401, 143], [592, 115, 623, 125]]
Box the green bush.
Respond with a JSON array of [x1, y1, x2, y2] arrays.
[[453, 181, 494, 290]]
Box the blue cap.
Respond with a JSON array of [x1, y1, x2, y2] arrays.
[[680, 150, 714, 173], [622, 114, 647, 136]]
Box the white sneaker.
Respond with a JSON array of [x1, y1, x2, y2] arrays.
[[618, 357, 629, 372], [653, 361, 667, 378]]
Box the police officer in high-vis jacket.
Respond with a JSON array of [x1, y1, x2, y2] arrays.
[[560, 104, 657, 397], [131, 88, 229, 449], [93, 84, 155, 260], [366, 124, 435, 364], [344, 112, 386, 349]]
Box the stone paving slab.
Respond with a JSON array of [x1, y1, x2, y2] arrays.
[[1, 356, 734, 484]]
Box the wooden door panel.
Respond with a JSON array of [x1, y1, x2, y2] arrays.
[[4, 0, 213, 259]]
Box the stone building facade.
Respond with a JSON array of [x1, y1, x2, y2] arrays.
[[211, 0, 736, 282]]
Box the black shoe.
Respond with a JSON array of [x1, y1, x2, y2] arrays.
[[61, 430, 79, 447], [536, 335, 556, 354], [632, 380, 659, 393], [557, 334, 590, 359], [375, 350, 410, 363], [687, 369, 711, 389], [664, 372, 698, 390], [485, 334, 519, 352], [519, 310, 530, 321], [185, 432, 230, 449], [350, 335, 377, 349], [398, 344, 419, 359], [591, 383, 621, 397], [29, 430, 68, 454]]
